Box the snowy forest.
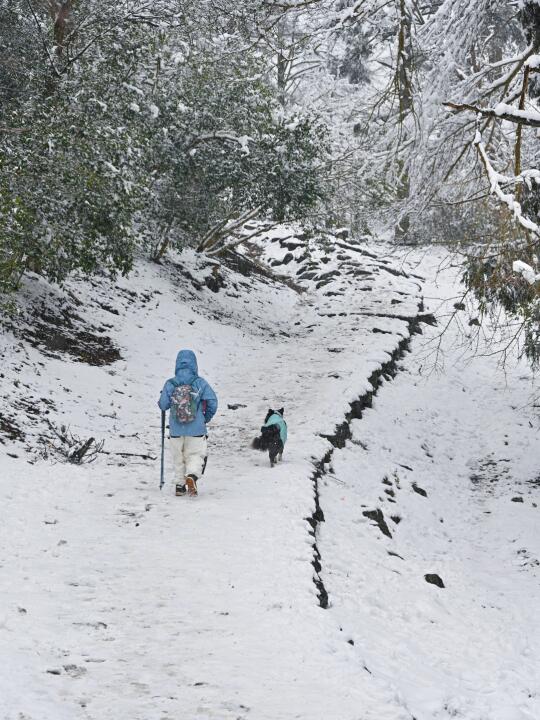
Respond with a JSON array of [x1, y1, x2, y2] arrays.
[[1, 2, 540, 720], [1, 0, 540, 359]]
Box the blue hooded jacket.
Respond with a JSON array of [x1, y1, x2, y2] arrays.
[[158, 350, 218, 437]]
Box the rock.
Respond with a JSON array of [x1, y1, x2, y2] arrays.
[[204, 270, 226, 293], [317, 270, 341, 281], [362, 508, 392, 538], [63, 664, 87, 678], [511, 496, 524, 503], [280, 240, 305, 251], [425, 573, 445, 588], [412, 482, 427, 497]]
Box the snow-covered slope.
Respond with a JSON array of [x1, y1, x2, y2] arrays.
[[0, 233, 538, 720], [319, 259, 540, 720]]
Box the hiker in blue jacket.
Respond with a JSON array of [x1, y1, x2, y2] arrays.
[[158, 349, 218, 496]]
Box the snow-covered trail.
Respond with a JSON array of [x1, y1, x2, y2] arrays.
[[1, 454, 339, 719], [1, 238, 426, 719], [1, 237, 538, 720]]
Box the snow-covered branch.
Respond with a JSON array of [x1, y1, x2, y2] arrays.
[[207, 221, 281, 256], [444, 101, 540, 128], [187, 132, 252, 155], [473, 129, 540, 238], [513, 260, 540, 284], [196, 206, 264, 253]]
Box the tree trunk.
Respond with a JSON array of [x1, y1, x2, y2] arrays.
[[394, 0, 414, 244], [47, 1, 73, 56]]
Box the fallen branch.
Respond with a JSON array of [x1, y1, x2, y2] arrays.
[[39, 420, 104, 463], [207, 221, 280, 256], [100, 450, 157, 460], [196, 205, 263, 253]]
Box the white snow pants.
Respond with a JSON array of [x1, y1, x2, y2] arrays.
[[170, 435, 207, 480]]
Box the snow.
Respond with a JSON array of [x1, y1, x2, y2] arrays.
[[525, 54, 540, 69], [172, 52, 186, 65], [122, 83, 144, 97], [193, 132, 253, 154], [102, 161, 120, 175], [513, 260, 540, 284], [321, 253, 540, 720], [492, 102, 540, 125], [0, 236, 539, 719], [237, 135, 251, 155], [474, 134, 540, 236]]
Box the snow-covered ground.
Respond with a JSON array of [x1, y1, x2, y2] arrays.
[[0, 232, 538, 720], [320, 256, 540, 720]]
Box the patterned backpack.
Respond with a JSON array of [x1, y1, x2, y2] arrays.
[[170, 383, 199, 423]]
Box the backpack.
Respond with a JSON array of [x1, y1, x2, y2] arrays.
[[170, 383, 199, 423]]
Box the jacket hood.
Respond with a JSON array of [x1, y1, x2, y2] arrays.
[[175, 349, 198, 378]]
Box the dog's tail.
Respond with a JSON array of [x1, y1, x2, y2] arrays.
[[252, 436, 264, 450]]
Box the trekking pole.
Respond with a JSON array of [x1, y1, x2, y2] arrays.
[[160, 410, 165, 490]]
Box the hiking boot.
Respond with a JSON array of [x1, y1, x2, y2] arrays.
[[185, 474, 198, 497], [175, 483, 186, 496]]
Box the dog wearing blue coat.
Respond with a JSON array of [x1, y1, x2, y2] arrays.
[[252, 408, 287, 467]]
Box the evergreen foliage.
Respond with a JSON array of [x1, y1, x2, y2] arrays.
[[0, 1, 330, 288]]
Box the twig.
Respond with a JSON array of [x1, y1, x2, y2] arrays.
[[100, 450, 157, 460]]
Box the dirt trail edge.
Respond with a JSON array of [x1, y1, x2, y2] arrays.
[[307, 302, 434, 608]]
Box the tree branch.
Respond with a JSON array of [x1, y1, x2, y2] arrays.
[[444, 101, 540, 128], [474, 127, 540, 239]]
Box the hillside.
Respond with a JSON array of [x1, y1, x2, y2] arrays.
[[0, 231, 539, 720]]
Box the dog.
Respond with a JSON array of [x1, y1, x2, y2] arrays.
[[252, 408, 287, 467]]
